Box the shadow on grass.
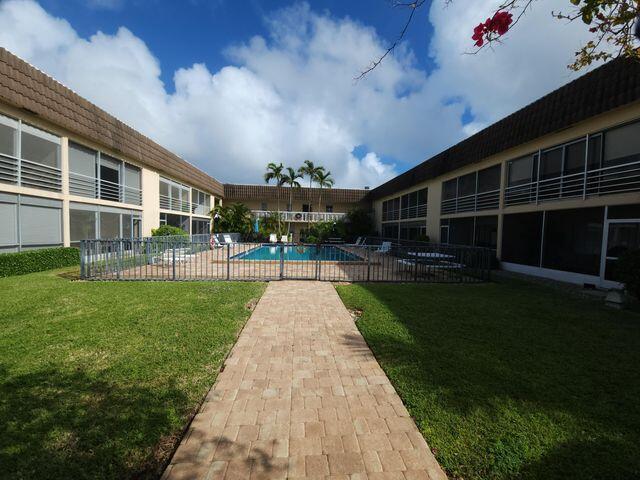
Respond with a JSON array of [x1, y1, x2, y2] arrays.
[[341, 282, 640, 480], [0, 365, 189, 480]]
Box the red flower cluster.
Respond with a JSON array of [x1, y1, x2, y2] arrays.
[[472, 11, 513, 47]]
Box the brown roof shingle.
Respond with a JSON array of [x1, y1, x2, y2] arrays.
[[223, 183, 369, 204], [0, 48, 224, 197], [369, 57, 640, 200]]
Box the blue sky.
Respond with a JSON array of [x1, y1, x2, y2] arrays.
[[0, 0, 593, 187], [38, 0, 436, 92]]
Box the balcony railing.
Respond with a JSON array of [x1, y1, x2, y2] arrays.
[[69, 171, 142, 205], [252, 210, 347, 223], [504, 160, 640, 206], [160, 194, 191, 213], [382, 204, 428, 222], [441, 189, 500, 215], [0, 153, 62, 192]]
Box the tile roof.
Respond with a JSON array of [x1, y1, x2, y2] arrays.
[[223, 183, 369, 204], [369, 57, 640, 200], [0, 48, 224, 197]]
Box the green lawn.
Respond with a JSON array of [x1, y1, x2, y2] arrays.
[[336, 281, 640, 480], [0, 268, 265, 480]]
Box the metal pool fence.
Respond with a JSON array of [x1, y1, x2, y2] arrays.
[[80, 237, 493, 283]]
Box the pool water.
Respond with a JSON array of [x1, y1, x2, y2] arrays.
[[233, 245, 362, 262]]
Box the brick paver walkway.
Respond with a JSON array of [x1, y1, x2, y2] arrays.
[[163, 281, 447, 480]]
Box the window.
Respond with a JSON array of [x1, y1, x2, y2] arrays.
[[475, 216, 498, 249], [0, 113, 17, 158], [399, 221, 426, 241], [0, 193, 18, 251], [100, 155, 121, 202], [160, 177, 190, 212], [502, 212, 544, 266], [604, 121, 640, 167], [508, 154, 538, 186], [69, 143, 98, 197], [70, 208, 97, 246], [382, 223, 399, 240], [477, 165, 501, 193], [449, 217, 474, 246], [458, 172, 476, 197], [540, 147, 563, 180], [161, 213, 190, 233], [124, 164, 141, 204], [587, 134, 602, 170], [302, 204, 310, 212], [192, 219, 210, 235], [191, 189, 210, 215], [326, 205, 333, 213], [100, 211, 121, 238], [442, 178, 457, 200], [20, 124, 60, 168], [563, 140, 587, 176], [542, 207, 604, 276], [19, 196, 62, 248]]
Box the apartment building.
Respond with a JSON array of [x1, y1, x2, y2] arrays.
[[0, 48, 222, 252], [222, 184, 369, 240], [368, 58, 640, 288]]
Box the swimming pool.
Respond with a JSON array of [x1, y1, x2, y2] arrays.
[[233, 244, 362, 262]]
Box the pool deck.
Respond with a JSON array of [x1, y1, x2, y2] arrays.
[[162, 280, 447, 480]]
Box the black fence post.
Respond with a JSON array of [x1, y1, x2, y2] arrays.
[[279, 244, 284, 280], [80, 240, 86, 279], [172, 245, 176, 280], [226, 244, 230, 280], [366, 247, 371, 282]]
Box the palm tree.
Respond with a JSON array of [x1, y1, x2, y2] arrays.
[[316, 170, 334, 214], [297, 160, 324, 230], [264, 162, 284, 234], [281, 166, 302, 235]]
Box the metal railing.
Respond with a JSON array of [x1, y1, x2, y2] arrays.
[[441, 189, 500, 214], [69, 171, 142, 205], [504, 160, 640, 206], [159, 194, 191, 213], [0, 153, 62, 191], [80, 238, 492, 283], [382, 204, 428, 222], [252, 210, 347, 223]]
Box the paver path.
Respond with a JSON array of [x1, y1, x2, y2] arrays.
[[163, 281, 447, 480]]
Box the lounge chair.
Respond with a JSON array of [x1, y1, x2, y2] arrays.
[[210, 235, 223, 249], [280, 235, 289, 243], [223, 234, 235, 244], [376, 241, 391, 254], [269, 233, 278, 243], [353, 237, 362, 246]]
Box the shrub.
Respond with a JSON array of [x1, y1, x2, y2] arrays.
[[151, 225, 188, 237], [616, 249, 640, 299], [0, 247, 80, 277]]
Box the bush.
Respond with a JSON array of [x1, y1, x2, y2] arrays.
[[0, 247, 80, 277], [616, 249, 640, 298], [151, 225, 188, 237]]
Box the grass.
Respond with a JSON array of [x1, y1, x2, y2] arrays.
[[336, 280, 640, 480], [0, 268, 266, 480]]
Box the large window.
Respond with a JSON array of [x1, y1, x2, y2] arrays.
[[399, 221, 427, 241], [475, 216, 498, 249], [160, 213, 190, 233], [70, 203, 141, 244], [441, 165, 500, 214], [20, 124, 60, 169], [191, 189, 210, 216], [441, 215, 498, 250], [508, 154, 538, 187], [541, 207, 603, 276], [382, 188, 427, 222], [0, 194, 62, 252], [124, 164, 141, 205], [99, 155, 121, 202], [192, 218, 210, 235], [160, 177, 190, 213], [501, 212, 544, 266], [69, 142, 98, 197], [604, 121, 640, 167]]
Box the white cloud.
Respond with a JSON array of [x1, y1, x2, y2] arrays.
[[0, 0, 599, 188], [84, 0, 123, 11]]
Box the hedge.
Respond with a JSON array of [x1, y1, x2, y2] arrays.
[[0, 247, 80, 277]]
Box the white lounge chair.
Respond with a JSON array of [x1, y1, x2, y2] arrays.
[[269, 233, 278, 243], [280, 235, 289, 243], [223, 234, 235, 244], [353, 237, 362, 246], [376, 241, 391, 254]]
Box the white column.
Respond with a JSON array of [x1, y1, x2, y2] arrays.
[[141, 169, 160, 236]]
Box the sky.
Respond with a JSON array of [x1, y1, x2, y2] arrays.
[[0, 0, 598, 188]]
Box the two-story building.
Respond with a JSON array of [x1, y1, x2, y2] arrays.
[[368, 57, 640, 288], [0, 48, 222, 253], [222, 184, 369, 240]]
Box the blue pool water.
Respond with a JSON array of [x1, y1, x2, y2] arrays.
[[233, 245, 362, 262]]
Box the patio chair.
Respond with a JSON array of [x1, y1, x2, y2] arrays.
[[269, 233, 278, 243], [376, 241, 392, 254], [223, 234, 235, 244], [280, 235, 289, 243], [353, 236, 362, 246]]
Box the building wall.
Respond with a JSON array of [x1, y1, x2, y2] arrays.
[[0, 101, 218, 251], [371, 101, 640, 286]]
